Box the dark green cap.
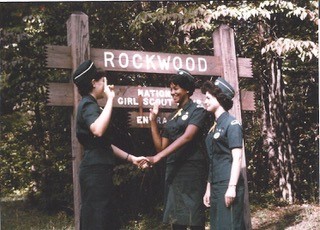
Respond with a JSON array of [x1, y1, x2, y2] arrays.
[[214, 77, 235, 99], [177, 68, 194, 82], [72, 60, 97, 86]]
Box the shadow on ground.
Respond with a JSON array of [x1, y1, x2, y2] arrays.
[[252, 204, 320, 230]]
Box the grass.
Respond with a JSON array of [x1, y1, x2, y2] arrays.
[[0, 198, 171, 230], [1, 199, 74, 230], [1, 198, 319, 230]]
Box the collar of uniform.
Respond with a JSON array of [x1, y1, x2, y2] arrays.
[[85, 94, 97, 103], [216, 111, 228, 124], [180, 99, 193, 111], [172, 100, 193, 120]]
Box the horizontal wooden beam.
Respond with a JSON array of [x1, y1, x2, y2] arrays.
[[46, 45, 252, 78], [46, 45, 72, 69], [239, 90, 255, 111], [47, 83, 74, 106], [47, 83, 255, 111]]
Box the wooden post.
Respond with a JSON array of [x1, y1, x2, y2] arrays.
[[213, 25, 252, 229], [67, 12, 90, 230]]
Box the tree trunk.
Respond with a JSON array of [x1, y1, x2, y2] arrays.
[[261, 56, 296, 203]]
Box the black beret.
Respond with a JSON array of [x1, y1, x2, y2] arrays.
[[214, 77, 235, 99], [72, 60, 97, 86], [177, 68, 194, 82]]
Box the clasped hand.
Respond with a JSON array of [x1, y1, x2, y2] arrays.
[[134, 155, 162, 169], [132, 156, 151, 169]]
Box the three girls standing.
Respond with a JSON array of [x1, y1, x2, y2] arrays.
[[73, 59, 245, 229]]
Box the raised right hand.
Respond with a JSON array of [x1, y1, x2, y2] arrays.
[[103, 77, 115, 99], [149, 102, 159, 121]]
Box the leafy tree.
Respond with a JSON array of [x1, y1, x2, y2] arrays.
[[1, 3, 73, 212]]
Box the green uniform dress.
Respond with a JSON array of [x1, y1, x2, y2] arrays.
[[161, 100, 208, 227], [76, 95, 118, 230], [205, 112, 245, 230]]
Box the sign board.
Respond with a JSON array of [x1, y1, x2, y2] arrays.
[[46, 45, 253, 78], [47, 83, 255, 110]]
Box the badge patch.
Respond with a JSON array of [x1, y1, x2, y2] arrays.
[[213, 132, 220, 139], [231, 120, 241, 125]]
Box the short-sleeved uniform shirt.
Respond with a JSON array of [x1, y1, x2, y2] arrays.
[[205, 111, 243, 183], [76, 95, 115, 166], [161, 100, 208, 226], [162, 100, 208, 163]]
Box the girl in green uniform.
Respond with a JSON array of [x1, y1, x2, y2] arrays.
[[147, 69, 208, 230], [72, 60, 148, 230], [201, 78, 245, 230]]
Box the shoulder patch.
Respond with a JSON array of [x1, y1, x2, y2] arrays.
[[231, 120, 241, 125]]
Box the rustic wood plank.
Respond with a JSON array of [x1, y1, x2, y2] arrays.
[[47, 83, 255, 111], [46, 45, 72, 69], [238, 58, 253, 78], [46, 45, 252, 78], [47, 83, 74, 106], [240, 90, 255, 111]]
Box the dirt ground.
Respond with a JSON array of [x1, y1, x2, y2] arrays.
[[1, 199, 319, 229], [251, 204, 320, 230]]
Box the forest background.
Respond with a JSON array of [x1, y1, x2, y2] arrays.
[[0, 0, 318, 229]]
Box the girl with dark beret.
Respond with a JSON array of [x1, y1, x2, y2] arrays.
[[73, 60, 148, 230]]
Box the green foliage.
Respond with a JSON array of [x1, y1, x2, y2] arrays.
[[1, 112, 34, 194], [1, 3, 73, 212]]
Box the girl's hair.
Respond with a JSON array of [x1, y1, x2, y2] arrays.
[[77, 72, 104, 96], [201, 80, 233, 111], [169, 73, 195, 96]]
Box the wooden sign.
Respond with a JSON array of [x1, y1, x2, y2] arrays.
[[46, 45, 253, 78], [47, 83, 255, 111]]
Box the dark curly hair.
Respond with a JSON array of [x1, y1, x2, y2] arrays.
[[201, 80, 233, 111], [169, 73, 195, 96]]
